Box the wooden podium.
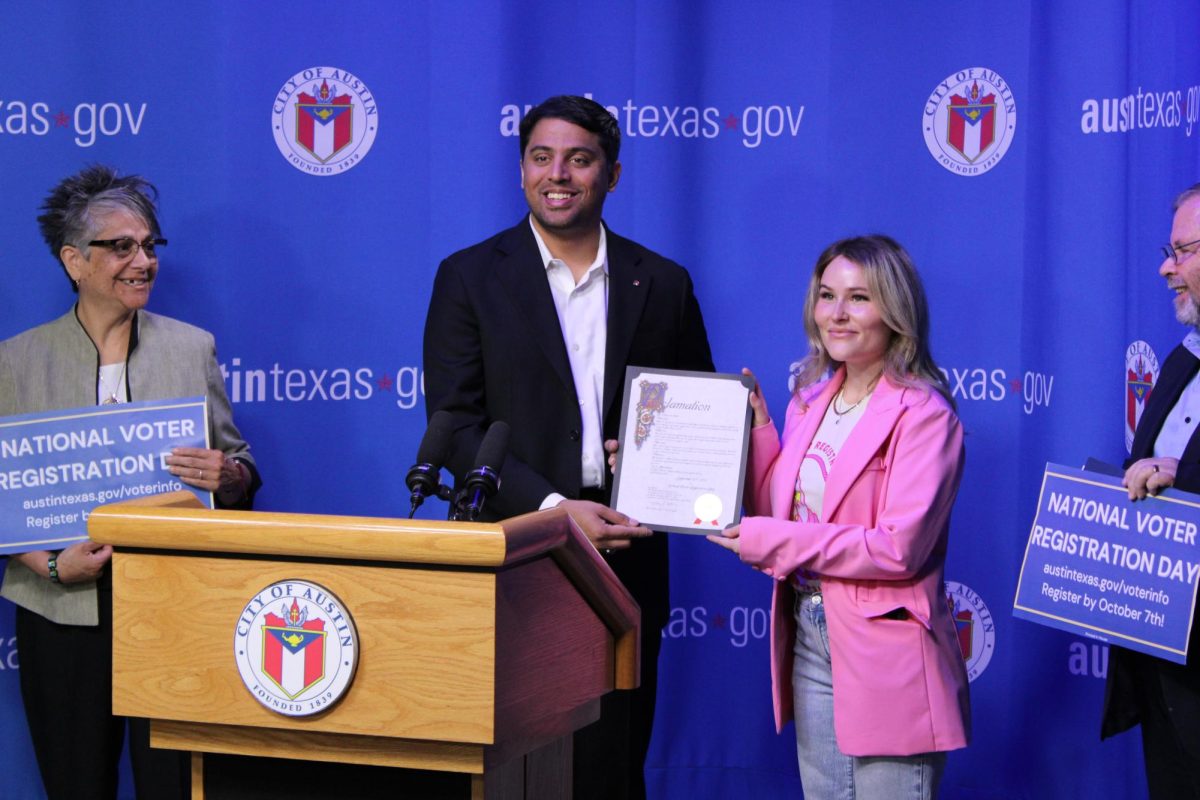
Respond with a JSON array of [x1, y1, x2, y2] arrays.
[[88, 491, 639, 799]]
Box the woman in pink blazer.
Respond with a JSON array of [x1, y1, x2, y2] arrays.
[[711, 235, 969, 799]]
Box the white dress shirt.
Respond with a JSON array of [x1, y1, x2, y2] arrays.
[[1154, 330, 1200, 458], [530, 219, 608, 509]]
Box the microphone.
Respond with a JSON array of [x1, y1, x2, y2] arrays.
[[406, 411, 455, 517], [454, 421, 510, 522]]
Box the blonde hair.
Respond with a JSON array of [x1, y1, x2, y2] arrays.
[[793, 235, 954, 407]]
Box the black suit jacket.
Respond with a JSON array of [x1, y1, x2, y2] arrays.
[[1103, 343, 1200, 750], [423, 217, 714, 628]]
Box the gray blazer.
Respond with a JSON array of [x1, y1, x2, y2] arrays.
[[0, 308, 259, 625]]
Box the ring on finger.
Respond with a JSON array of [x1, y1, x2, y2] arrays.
[[1153, 465, 1160, 473]]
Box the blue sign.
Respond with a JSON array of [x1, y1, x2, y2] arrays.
[[0, 397, 211, 554], [1014, 463, 1200, 663]]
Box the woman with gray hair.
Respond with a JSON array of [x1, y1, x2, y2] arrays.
[[0, 165, 261, 798]]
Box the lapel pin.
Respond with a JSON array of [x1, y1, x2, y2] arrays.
[[632, 279, 641, 287]]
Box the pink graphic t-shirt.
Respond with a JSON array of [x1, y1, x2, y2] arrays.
[[791, 392, 871, 591]]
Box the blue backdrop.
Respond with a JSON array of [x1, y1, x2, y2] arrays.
[[2, 2, 1199, 798]]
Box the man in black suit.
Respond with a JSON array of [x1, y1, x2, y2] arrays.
[[1105, 182, 1200, 799], [423, 95, 714, 799]]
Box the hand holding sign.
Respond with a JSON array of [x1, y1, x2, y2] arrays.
[[1124, 456, 1180, 500]]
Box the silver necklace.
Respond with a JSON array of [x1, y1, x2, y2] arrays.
[[100, 361, 128, 405]]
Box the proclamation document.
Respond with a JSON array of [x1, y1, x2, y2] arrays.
[[611, 367, 753, 534]]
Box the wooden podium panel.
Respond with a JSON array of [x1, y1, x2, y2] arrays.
[[90, 493, 638, 798], [112, 554, 500, 739]]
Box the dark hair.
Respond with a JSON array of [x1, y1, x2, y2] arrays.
[[794, 234, 954, 407], [37, 164, 161, 291], [518, 95, 621, 169]]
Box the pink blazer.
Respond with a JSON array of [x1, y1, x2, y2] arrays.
[[739, 369, 970, 756]]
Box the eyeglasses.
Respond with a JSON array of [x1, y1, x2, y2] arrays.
[[87, 237, 168, 261], [1162, 238, 1200, 266]]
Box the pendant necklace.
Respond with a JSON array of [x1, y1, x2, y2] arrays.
[[831, 389, 864, 423], [100, 361, 128, 405], [831, 373, 882, 424]]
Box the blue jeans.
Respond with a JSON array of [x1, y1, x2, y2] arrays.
[[792, 591, 946, 800]]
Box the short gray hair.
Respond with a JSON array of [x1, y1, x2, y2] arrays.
[[1174, 182, 1200, 211], [37, 165, 160, 291]]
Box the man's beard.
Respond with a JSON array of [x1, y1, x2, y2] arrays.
[[1178, 293, 1200, 328]]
